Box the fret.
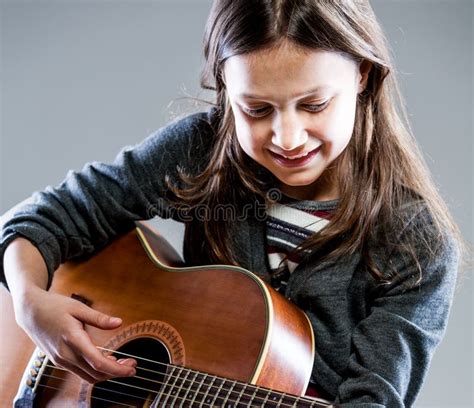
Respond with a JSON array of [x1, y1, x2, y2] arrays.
[[279, 394, 304, 407], [151, 365, 176, 408], [304, 398, 321, 407], [190, 373, 208, 405], [234, 387, 285, 408], [222, 380, 237, 407], [261, 388, 272, 406], [152, 367, 332, 408], [254, 387, 274, 406], [180, 370, 200, 406], [289, 395, 325, 408], [292, 397, 321, 408], [247, 384, 259, 405], [198, 375, 216, 407], [160, 366, 184, 406], [277, 392, 286, 407], [209, 377, 225, 406], [172, 367, 190, 406], [266, 390, 284, 407], [234, 382, 248, 405], [309, 397, 333, 407], [236, 383, 258, 406]]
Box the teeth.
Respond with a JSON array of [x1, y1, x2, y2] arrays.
[[282, 152, 309, 160]]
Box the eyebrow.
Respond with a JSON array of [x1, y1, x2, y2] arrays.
[[238, 85, 332, 100]]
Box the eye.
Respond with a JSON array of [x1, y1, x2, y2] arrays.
[[242, 106, 272, 118], [303, 100, 329, 112], [241, 100, 330, 118]]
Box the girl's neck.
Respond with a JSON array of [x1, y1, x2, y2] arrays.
[[280, 170, 339, 202]]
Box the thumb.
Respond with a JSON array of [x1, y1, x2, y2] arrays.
[[75, 306, 122, 330]]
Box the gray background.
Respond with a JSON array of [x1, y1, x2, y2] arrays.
[[0, 0, 472, 406]]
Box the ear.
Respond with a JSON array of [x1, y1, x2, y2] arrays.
[[358, 60, 372, 93]]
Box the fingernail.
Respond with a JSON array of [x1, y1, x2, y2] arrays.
[[118, 358, 137, 367], [110, 317, 122, 324]]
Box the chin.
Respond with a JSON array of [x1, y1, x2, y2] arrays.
[[279, 175, 322, 187]]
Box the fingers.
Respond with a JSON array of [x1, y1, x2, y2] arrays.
[[53, 305, 137, 383], [105, 355, 136, 367], [65, 329, 137, 381], [48, 342, 110, 384], [18, 290, 136, 384], [117, 358, 136, 367], [57, 359, 98, 384], [52, 343, 137, 384], [74, 305, 123, 330]]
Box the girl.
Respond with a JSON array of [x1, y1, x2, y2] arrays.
[[1, 1, 462, 407]]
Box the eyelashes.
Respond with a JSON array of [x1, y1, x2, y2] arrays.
[[242, 101, 330, 118]]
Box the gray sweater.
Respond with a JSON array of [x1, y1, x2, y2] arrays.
[[0, 108, 459, 407]]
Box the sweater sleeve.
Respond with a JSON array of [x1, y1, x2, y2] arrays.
[[0, 109, 215, 290], [334, 206, 459, 408]]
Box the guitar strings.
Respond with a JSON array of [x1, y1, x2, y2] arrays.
[[40, 365, 317, 408], [97, 346, 330, 406], [35, 380, 138, 407], [100, 346, 330, 406], [36, 372, 290, 408], [39, 372, 150, 405], [36, 379, 290, 408], [29, 345, 329, 407], [39, 364, 329, 408], [39, 370, 229, 407], [35, 373, 327, 408]]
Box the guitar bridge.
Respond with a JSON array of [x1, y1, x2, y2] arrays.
[[13, 348, 49, 408]]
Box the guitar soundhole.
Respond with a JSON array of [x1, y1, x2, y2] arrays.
[[90, 337, 170, 407]]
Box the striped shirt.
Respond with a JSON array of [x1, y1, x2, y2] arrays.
[[265, 196, 338, 294], [266, 196, 338, 399]]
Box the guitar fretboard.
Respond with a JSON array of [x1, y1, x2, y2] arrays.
[[151, 364, 331, 407]]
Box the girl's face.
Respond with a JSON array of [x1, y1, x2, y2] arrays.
[[224, 42, 370, 201]]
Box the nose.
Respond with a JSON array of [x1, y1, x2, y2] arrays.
[[271, 110, 308, 151]]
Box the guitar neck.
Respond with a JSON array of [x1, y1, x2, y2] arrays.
[[151, 364, 332, 407]]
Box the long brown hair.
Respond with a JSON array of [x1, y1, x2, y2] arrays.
[[167, 0, 462, 282]]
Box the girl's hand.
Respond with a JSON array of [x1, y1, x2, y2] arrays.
[[13, 286, 136, 384]]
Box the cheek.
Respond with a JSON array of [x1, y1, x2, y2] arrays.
[[319, 96, 357, 154], [233, 115, 268, 154]]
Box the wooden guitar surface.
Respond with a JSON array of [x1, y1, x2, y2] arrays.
[[0, 222, 331, 407]]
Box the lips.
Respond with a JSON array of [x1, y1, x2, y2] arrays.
[[280, 151, 312, 160], [269, 146, 321, 168]]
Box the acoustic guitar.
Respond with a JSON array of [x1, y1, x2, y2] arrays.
[[0, 221, 334, 407]]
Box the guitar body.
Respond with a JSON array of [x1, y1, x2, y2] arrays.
[[0, 222, 321, 407]]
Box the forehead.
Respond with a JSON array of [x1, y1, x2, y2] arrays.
[[223, 43, 358, 99]]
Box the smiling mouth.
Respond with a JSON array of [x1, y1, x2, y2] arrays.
[[279, 151, 312, 160], [271, 146, 320, 160], [268, 146, 321, 167]]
